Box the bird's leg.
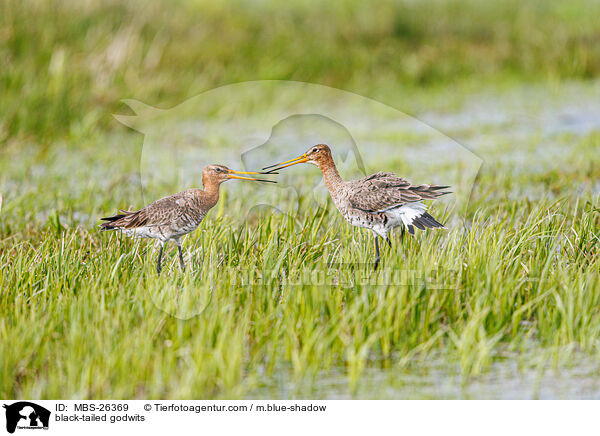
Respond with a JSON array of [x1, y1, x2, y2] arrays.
[[178, 246, 185, 272], [386, 236, 392, 248], [176, 239, 186, 272], [156, 242, 164, 275], [374, 236, 381, 270]]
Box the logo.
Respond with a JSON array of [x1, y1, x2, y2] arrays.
[[3, 402, 50, 434]]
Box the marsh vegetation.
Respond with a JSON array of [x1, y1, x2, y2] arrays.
[[1, 0, 599, 398]]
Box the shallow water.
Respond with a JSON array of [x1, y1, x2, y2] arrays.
[[252, 350, 600, 399], [417, 81, 600, 176]]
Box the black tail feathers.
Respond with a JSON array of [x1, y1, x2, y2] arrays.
[[99, 213, 127, 231], [408, 212, 445, 234]]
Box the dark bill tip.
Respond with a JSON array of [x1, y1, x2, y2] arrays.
[[263, 167, 284, 174]]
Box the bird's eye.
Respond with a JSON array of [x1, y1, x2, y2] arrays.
[[216, 168, 222, 172], [312, 147, 318, 153]]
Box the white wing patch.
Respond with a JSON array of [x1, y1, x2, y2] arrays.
[[389, 202, 427, 227]]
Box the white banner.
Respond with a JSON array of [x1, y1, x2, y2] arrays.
[[1, 400, 597, 435], [0, 400, 597, 436]]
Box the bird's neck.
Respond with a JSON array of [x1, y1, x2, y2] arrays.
[[201, 178, 221, 207], [317, 157, 344, 192]]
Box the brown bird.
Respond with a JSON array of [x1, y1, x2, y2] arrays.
[[263, 144, 450, 268], [100, 165, 276, 274]]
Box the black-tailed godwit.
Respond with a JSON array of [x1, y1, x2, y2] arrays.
[[100, 165, 275, 274], [263, 144, 450, 268]]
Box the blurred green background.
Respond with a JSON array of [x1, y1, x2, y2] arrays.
[[2, 0, 600, 144]]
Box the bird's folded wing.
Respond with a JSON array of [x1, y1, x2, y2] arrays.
[[116, 196, 187, 229], [348, 174, 450, 213]]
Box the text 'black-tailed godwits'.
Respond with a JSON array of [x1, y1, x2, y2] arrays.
[[264, 144, 450, 269], [100, 165, 276, 274]]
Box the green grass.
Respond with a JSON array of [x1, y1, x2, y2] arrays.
[[1, 0, 600, 399], [1, 123, 599, 398]]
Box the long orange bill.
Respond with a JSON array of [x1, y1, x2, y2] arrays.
[[262, 154, 309, 173], [227, 169, 277, 183]]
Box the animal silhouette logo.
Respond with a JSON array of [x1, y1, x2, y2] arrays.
[[112, 80, 482, 318], [2, 402, 50, 434]]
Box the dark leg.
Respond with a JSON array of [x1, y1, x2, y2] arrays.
[[156, 243, 164, 275], [374, 236, 381, 270], [386, 236, 392, 248], [177, 244, 186, 272]]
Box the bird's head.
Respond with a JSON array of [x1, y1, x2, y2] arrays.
[[262, 144, 333, 172], [202, 164, 277, 185]]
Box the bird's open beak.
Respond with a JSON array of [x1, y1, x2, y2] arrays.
[[227, 169, 277, 183], [262, 154, 309, 173]]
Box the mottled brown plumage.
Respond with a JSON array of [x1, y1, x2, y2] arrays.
[[263, 144, 450, 268], [346, 172, 450, 213], [100, 164, 275, 274]]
